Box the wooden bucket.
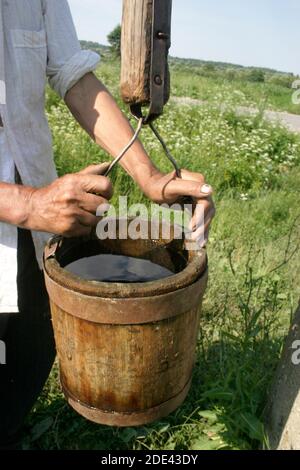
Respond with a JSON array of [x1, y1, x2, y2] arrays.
[[43, 220, 208, 427]]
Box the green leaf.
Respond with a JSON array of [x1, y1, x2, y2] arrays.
[[198, 410, 218, 423], [206, 423, 226, 434], [277, 293, 288, 300], [31, 417, 53, 442], [240, 413, 264, 441], [157, 424, 171, 434], [190, 436, 224, 450], [271, 274, 281, 283], [222, 331, 239, 342], [119, 428, 138, 443], [202, 389, 234, 401], [164, 438, 176, 450]]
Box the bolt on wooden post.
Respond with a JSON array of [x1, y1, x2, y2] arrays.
[[120, 0, 172, 112]]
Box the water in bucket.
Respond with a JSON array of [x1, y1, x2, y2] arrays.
[[64, 254, 174, 283]]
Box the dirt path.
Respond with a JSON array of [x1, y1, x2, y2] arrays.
[[172, 96, 300, 134]]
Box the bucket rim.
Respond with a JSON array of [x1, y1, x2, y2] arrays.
[[43, 232, 207, 299]]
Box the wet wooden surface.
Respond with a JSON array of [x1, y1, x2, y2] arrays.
[[52, 304, 202, 413]]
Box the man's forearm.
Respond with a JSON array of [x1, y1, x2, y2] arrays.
[[0, 182, 33, 227], [65, 72, 161, 193]]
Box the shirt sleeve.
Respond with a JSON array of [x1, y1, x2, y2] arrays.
[[43, 0, 100, 99]]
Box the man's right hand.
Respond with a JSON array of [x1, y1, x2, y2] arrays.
[[26, 163, 113, 237]]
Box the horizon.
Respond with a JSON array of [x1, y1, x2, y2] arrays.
[[80, 39, 296, 76], [68, 0, 300, 76]]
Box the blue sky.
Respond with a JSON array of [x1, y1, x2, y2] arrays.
[[68, 0, 299, 74]]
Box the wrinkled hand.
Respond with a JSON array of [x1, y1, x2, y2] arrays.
[[27, 163, 113, 237], [144, 169, 215, 246]]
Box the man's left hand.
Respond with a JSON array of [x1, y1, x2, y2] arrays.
[[142, 169, 216, 247]]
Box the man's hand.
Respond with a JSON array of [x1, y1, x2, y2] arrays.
[[66, 73, 214, 245], [26, 163, 113, 237], [143, 169, 215, 246]]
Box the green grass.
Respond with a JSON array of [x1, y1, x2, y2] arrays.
[[89, 57, 300, 115], [170, 68, 300, 115], [83, 44, 299, 114], [23, 59, 300, 450]]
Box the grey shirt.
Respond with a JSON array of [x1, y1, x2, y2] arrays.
[[0, 0, 100, 312]]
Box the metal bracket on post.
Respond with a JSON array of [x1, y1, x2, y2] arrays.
[[131, 0, 172, 124]]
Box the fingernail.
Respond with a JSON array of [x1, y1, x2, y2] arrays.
[[200, 184, 212, 195]]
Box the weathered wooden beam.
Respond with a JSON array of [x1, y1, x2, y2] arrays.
[[120, 0, 172, 109], [264, 302, 300, 449]]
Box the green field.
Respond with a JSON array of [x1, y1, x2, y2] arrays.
[[80, 45, 300, 115], [169, 61, 300, 115], [24, 57, 300, 450]]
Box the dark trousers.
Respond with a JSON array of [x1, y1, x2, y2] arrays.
[[0, 229, 56, 443]]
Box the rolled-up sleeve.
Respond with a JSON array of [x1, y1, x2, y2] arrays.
[[44, 0, 100, 99]]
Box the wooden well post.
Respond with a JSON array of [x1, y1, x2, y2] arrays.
[[264, 302, 300, 449], [120, 0, 172, 121]]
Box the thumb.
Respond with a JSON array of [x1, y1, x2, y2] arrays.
[[164, 179, 213, 200], [78, 162, 111, 176]]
